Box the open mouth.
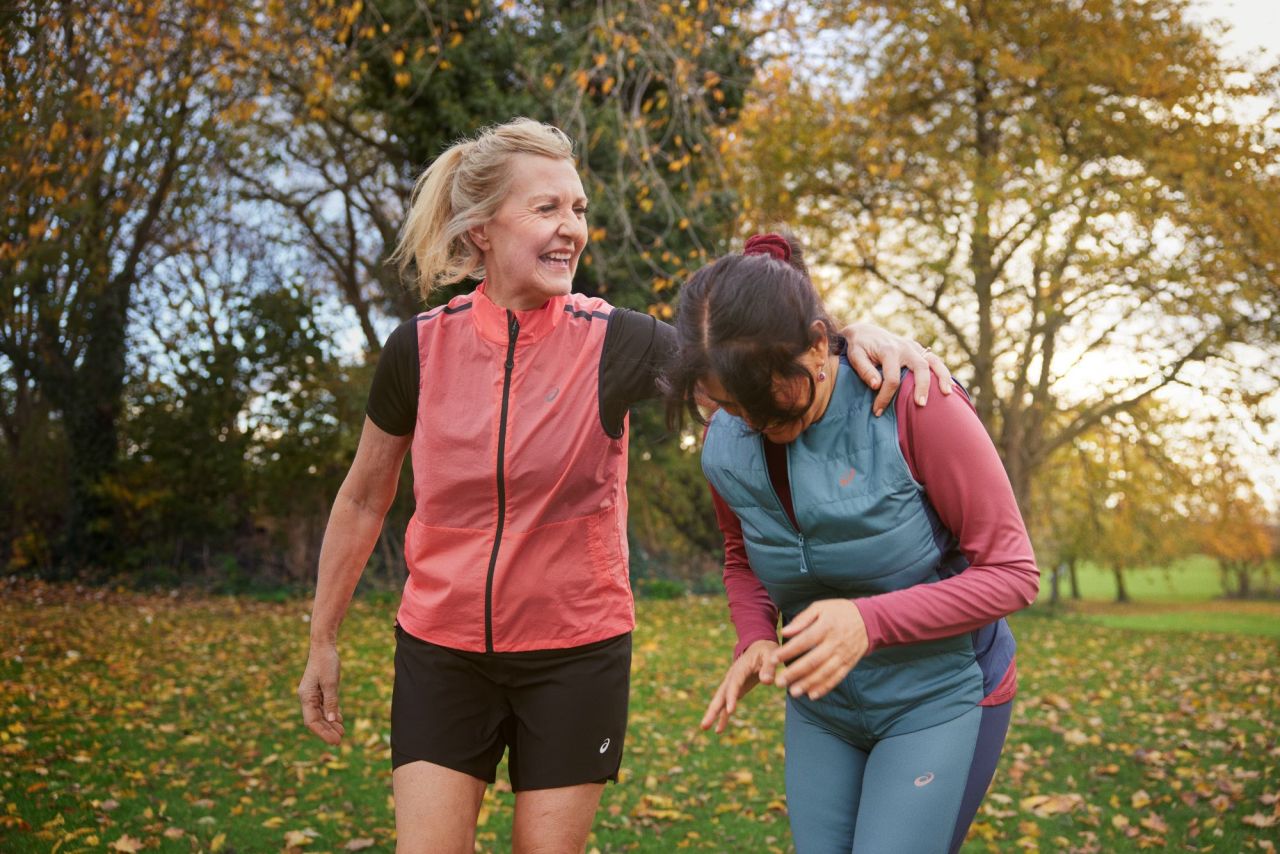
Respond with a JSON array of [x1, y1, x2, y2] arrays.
[[539, 250, 574, 271]]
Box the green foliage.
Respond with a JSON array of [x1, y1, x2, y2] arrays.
[[116, 265, 366, 584], [349, 0, 757, 311], [3, 583, 1279, 851], [636, 577, 688, 600]]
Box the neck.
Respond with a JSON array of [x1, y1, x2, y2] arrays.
[[809, 353, 841, 423], [485, 279, 547, 311]]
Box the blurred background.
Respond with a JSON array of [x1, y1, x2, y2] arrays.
[[2, 0, 1277, 600]]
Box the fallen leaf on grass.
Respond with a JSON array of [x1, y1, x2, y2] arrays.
[[1139, 812, 1168, 834], [1244, 812, 1278, 828], [284, 828, 319, 847], [109, 836, 143, 853], [344, 839, 376, 851], [1020, 793, 1084, 817]]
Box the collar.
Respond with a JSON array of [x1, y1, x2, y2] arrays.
[[471, 281, 569, 345]]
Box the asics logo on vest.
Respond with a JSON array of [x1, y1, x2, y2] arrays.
[[545, 386, 560, 403], [839, 467, 857, 487], [914, 772, 935, 787], [599, 738, 611, 753]]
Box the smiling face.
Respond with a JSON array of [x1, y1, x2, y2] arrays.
[[469, 154, 589, 310]]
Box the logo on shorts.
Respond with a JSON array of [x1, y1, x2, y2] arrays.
[[545, 386, 560, 403], [599, 738, 611, 753], [914, 772, 935, 787], [839, 467, 856, 487]]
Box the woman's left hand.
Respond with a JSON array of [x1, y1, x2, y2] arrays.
[[770, 599, 870, 701], [839, 322, 953, 416]]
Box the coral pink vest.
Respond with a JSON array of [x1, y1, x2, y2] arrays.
[[397, 284, 635, 652]]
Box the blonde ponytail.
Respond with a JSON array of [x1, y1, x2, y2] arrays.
[[391, 118, 576, 301]]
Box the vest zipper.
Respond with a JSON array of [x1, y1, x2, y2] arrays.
[[762, 437, 813, 576], [484, 310, 520, 653]]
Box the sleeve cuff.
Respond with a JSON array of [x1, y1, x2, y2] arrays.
[[733, 631, 778, 660], [852, 598, 882, 654]]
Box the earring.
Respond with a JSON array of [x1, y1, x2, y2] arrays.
[[817, 370, 827, 382]]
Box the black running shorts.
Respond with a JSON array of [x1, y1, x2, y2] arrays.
[[390, 624, 631, 791]]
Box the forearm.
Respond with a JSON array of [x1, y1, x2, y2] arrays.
[[309, 489, 393, 646], [855, 559, 1038, 650], [711, 483, 780, 658]]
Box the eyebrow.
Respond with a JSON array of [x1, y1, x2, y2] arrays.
[[528, 193, 589, 205]]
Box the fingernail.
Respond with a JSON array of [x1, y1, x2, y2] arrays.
[[874, 407, 883, 417], [790, 685, 803, 697], [917, 395, 927, 406], [326, 713, 335, 722]]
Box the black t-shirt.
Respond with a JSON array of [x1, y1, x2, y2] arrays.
[[364, 307, 676, 439]]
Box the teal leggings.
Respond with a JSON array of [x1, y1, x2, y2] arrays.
[[784, 699, 1012, 853]]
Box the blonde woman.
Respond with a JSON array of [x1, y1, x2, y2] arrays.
[[295, 118, 951, 852]]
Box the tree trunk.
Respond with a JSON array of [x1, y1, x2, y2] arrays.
[[43, 275, 131, 574], [1049, 561, 1062, 606], [1113, 564, 1129, 603], [1235, 565, 1251, 598], [1069, 558, 1081, 600]]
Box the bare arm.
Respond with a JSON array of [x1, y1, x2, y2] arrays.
[[299, 416, 412, 744]]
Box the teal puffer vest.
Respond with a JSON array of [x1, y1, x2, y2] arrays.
[[702, 359, 990, 737]]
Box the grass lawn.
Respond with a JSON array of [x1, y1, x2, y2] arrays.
[[2, 580, 1277, 852], [1037, 556, 1280, 637]]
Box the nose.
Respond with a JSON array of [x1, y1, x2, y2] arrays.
[[559, 210, 587, 245]]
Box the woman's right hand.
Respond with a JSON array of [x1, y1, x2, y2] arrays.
[[298, 642, 345, 745], [701, 639, 780, 734]]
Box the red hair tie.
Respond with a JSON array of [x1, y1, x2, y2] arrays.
[[743, 233, 791, 263]]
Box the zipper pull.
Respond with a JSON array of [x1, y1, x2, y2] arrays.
[[798, 533, 807, 574], [506, 312, 519, 368]]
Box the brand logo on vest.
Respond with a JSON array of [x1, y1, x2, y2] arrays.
[[914, 772, 935, 787], [599, 738, 611, 754], [839, 467, 856, 487], [545, 386, 560, 403]]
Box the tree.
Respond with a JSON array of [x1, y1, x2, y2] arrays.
[[0, 1, 259, 569], [732, 0, 1280, 518], [1040, 404, 1196, 603], [1188, 431, 1275, 598]]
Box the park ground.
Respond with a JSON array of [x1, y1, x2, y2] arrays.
[[1, 560, 1277, 853]]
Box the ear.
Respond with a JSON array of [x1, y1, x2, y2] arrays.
[[808, 321, 830, 363], [468, 223, 490, 252]]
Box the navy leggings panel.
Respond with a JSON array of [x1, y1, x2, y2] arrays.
[[784, 700, 1013, 854], [947, 700, 1013, 853]]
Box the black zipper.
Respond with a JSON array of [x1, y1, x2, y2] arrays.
[[485, 310, 520, 653]]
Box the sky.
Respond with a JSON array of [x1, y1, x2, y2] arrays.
[[1192, 0, 1279, 64]]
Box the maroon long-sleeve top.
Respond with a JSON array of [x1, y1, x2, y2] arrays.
[[710, 372, 1039, 705]]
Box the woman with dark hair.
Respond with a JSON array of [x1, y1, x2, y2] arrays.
[[666, 233, 1039, 854]]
